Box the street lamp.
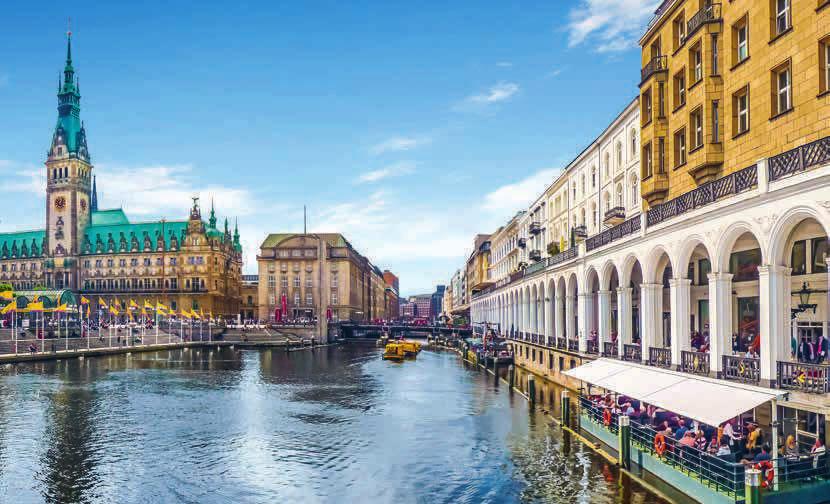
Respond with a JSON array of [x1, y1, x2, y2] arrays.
[[791, 282, 817, 319]]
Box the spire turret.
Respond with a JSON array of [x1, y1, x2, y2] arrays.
[[51, 30, 88, 161], [208, 198, 217, 228], [91, 175, 98, 211]]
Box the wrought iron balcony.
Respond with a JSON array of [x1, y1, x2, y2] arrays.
[[567, 339, 578, 352], [586, 340, 598, 354], [680, 350, 710, 376], [777, 360, 830, 394], [585, 216, 641, 252], [686, 3, 721, 39], [640, 55, 667, 83], [529, 221, 542, 235], [528, 249, 542, 262], [573, 226, 587, 241], [646, 165, 757, 227], [517, 237, 527, 249], [602, 341, 618, 358], [556, 336, 566, 350], [768, 136, 830, 182], [722, 355, 760, 384], [622, 343, 641, 362], [603, 206, 625, 226], [648, 347, 672, 369]]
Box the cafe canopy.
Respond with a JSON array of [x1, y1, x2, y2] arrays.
[[565, 358, 787, 427]]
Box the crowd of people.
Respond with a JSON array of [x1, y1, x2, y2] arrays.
[[588, 393, 827, 484]]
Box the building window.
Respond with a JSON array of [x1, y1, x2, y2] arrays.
[[306, 293, 313, 305], [674, 128, 687, 167], [690, 42, 702, 83], [822, 39, 830, 94], [616, 141, 623, 169], [673, 70, 686, 109], [733, 16, 749, 64], [306, 277, 312, 288], [331, 273, 338, 288], [630, 129, 637, 157], [268, 275, 275, 288], [293, 276, 300, 288], [732, 86, 750, 136], [774, 0, 790, 37], [690, 108, 703, 149], [331, 291, 338, 305], [772, 61, 792, 116], [657, 137, 665, 174], [711, 34, 719, 75], [294, 293, 300, 305], [591, 166, 596, 188], [673, 12, 686, 49], [642, 142, 653, 178], [642, 89, 652, 124], [712, 100, 720, 143]]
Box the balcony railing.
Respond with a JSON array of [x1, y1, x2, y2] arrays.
[[586, 340, 598, 354], [680, 350, 710, 376], [646, 164, 757, 227], [648, 347, 672, 369], [585, 216, 641, 252], [517, 238, 527, 248], [529, 250, 542, 262], [768, 136, 830, 182], [686, 3, 721, 39], [529, 221, 541, 235], [603, 206, 625, 226], [556, 336, 566, 350], [640, 55, 667, 83], [547, 246, 577, 266], [622, 344, 641, 362], [567, 339, 578, 352], [722, 355, 760, 384], [777, 360, 830, 394], [602, 341, 618, 358]]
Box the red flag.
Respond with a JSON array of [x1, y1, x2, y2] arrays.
[[281, 293, 288, 320], [326, 307, 332, 321]]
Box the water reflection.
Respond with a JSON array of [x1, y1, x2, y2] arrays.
[[0, 345, 668, 503]]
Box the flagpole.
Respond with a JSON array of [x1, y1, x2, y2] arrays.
[[40, 311, 44, 353], [155, 308, 159, 346], [109, 307, 113, 348], [12, 308, 16, 354], [86, 306, 90, 350]]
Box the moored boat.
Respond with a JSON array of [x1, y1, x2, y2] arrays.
[[383, 343, 406, 361]]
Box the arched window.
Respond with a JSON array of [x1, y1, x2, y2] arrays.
[[630, 176, 639, 206], [591, 166, 597, 188], [580, 207, 586, 226], [604, 153, 611, 178], [604, 192, 611, 213], [630, 128, 638, 157], [616, 141, 623, 168], [591, 202, 597, 228], [616, 183, 623, 207], [580, 174, 586, 195]]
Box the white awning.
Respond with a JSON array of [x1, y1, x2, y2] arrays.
[[564, 358, 787, 427]]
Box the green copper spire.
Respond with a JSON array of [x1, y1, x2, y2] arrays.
[[52, 31, 89, 160], [208, 198, 217, 228], [233, 218, 240, 242], [224, 218, 229, 236]]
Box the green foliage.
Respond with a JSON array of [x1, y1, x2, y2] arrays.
[[546, 242, 560, 256], [0, 283, 13, 292], [33, 285, 48, 291]]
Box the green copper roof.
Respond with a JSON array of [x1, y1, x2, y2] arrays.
[[91, 208, 129, 226], [0, 230, 45, 258], [260, 233, 347, 249], [83, 220, 188, 254], [52, 33, 87, 159]]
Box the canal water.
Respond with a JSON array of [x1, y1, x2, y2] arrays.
[[0, 344, 667, 503]]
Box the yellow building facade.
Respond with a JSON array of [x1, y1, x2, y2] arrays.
[[639, 0, 830, 205]]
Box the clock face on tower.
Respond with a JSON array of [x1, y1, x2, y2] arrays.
[[80, 199, 87, 212], [54, 196, 66, 211]]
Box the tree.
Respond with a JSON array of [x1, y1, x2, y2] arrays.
[[0, 283, 12, 292]]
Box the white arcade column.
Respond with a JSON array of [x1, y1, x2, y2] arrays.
[[669, 278, 691, 368], [709, 272, 733, 375], [617, 287, 633, 358]]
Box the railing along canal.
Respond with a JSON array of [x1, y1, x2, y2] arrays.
[[622, 344, 641, 362], [648, 347, 672, 369], [722, 355, 760, 384], [777, 360, 830, 394], [680, 350, 710, 375]]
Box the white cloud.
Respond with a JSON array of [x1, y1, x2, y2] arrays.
[[466, 82, 520, 104], [369, 136, 431, 156], [548, 68, 563, 78], [496, 61, 513, 68], [482, 168, 559, 214], [356, 161, 416, 184], [566, 0, 659, 53]]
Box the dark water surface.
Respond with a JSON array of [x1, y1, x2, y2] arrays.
[[0, 345, 666, 503]]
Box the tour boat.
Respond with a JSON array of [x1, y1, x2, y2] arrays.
[[382, 343, 406, 361], [399, 340, 421, 357]]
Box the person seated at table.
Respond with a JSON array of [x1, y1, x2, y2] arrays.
[[694, 430, 708, 452], [780, 435, 799, 461], [623, 402, 635, 416], [716, 441, 732, 457], [707, 437, 720, 455], [679, 430, 696, 449], [741, 444, 771, 466], [674, 419, 689, 440], [811, 438, 826, 469]]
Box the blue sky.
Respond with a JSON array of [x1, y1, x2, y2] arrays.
[[0, 0, 658, 296]]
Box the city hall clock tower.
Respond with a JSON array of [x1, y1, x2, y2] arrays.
[[44, 32, 93, 289]]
